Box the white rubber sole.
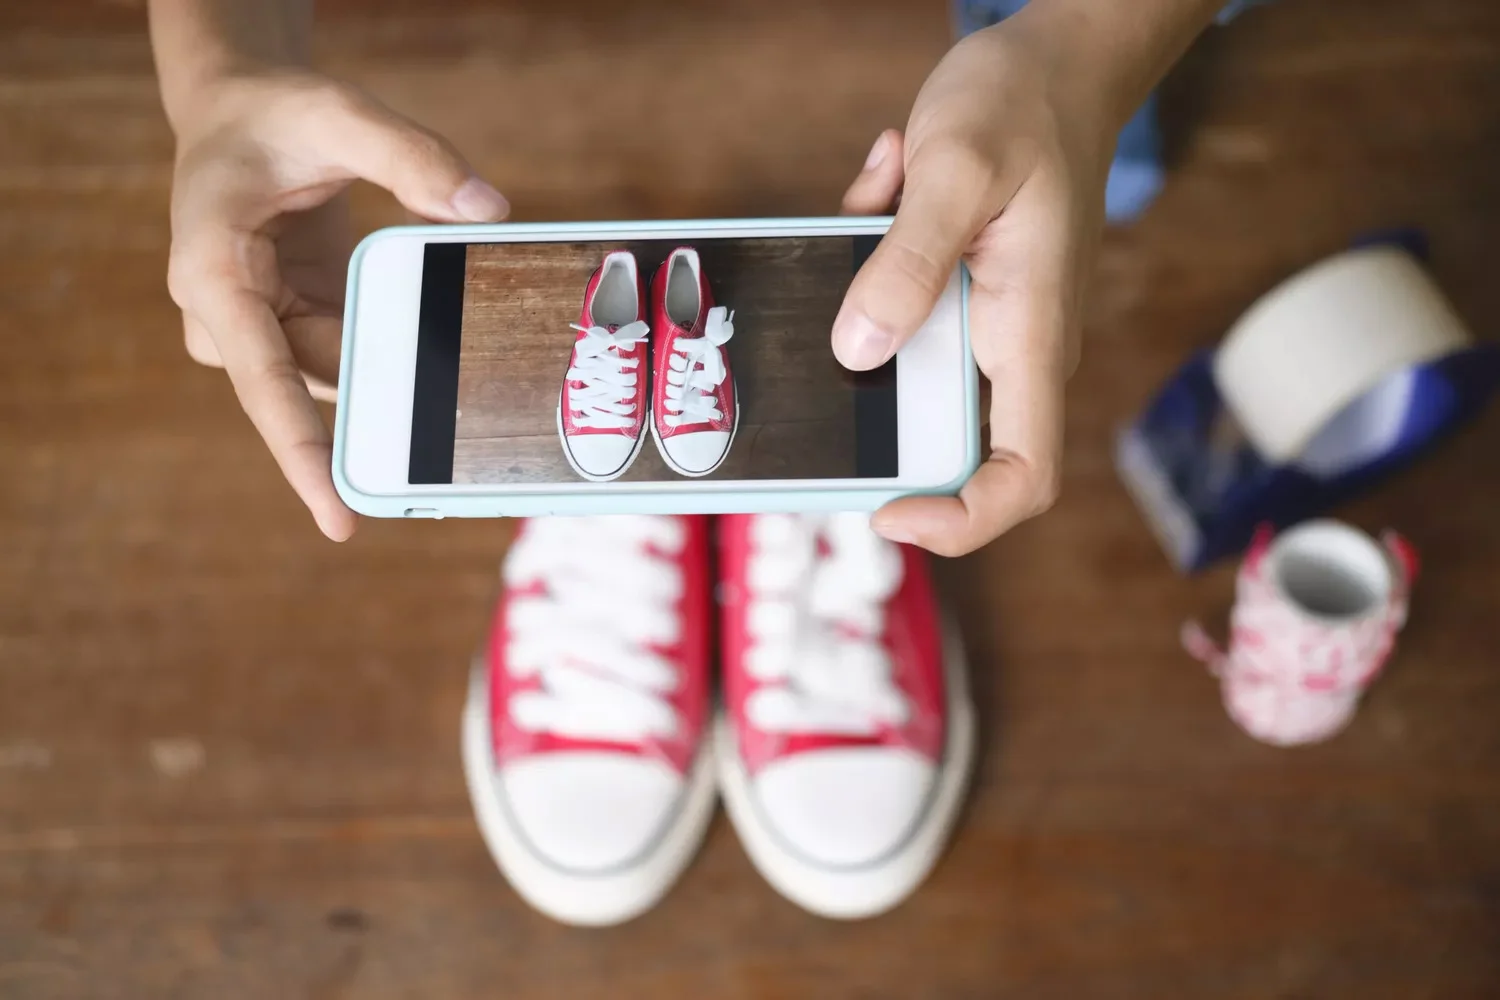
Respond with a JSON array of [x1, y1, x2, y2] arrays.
[[555, 399, 649, 483], [651, 377, 740, 479], [461, 660, 718, 927], [715, 615, 976, 920]]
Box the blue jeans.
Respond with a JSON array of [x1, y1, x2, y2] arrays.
[[952, 0, 1270, 222]]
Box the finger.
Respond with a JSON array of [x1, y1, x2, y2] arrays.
[[871, 179, 1079, 556], [284, 314, 342, 388], [832, 142, 998, 370], [185, 303, 339, 402], [169, 159, 355, 537], [203, 285, 356, 540], [304, 376, 338, 404], [306, 86, 510, 224], [840, 130, 906, 216], [285, 314, 342, 402], [871, 358, 1065, 557], [185, 316, 340, 401], [184, 313, 223, 369], [871, 344, 1065, 556], [872, 450, 1059, 558], [175, 224, 357, 540]]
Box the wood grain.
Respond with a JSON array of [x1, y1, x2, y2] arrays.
[[2, 1, 1500, 998], [453, 237, 859, 482]]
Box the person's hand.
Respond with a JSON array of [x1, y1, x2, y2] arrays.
[[165, 71, 509, 539], [837, 12, 1121, 557]]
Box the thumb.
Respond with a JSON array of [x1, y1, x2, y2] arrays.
[[841, 130, 906, 216], [832, 148, 992, 370], [309, 86, 510, 223]]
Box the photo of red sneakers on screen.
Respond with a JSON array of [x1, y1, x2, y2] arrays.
[[419, 235, 894, 486], [555, 247, 738, 481]]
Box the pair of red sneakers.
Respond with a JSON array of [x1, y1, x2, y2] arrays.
[[462, 513, 976, 925], [558, 249, 737, 481]]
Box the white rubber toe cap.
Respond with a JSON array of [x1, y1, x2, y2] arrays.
[[564, 433, 638, 480], [660, 430, 731, 476], [751, 747, 935, 868], [500, 752, 682, 872]]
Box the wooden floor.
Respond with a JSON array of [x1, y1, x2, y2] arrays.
[[3, 1, 1500, 997], [455, 237, 860, 483]]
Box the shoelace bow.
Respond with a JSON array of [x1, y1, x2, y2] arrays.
[[744, 513, 910, 736], [664, 306, 734, 428], [504, 516, 684, 742], [566, 320, 650, 429]]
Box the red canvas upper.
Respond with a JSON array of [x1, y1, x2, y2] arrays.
[[716, 514, 947, 776], [560, 256, 650, 440], [487, 516, 712, 776], [650, 248, 737, 440]]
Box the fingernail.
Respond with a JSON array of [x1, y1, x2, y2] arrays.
[[451, 177, 510, 222], [863, 133, 889, 171], [833, 311, 897, 370]]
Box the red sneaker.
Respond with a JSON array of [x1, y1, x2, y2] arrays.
[[650, 247, 737, 477], [557, 251, 651, 482], [462, 515, 717, 925], [714, 513, 975, 919]]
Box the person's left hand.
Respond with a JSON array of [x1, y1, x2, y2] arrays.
[[836, 16, 1120, 556]]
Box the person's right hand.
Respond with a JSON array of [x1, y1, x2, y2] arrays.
[[166, 71, 509, 539]]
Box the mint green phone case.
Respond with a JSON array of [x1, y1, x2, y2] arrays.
[[332, 218, 979, 519]]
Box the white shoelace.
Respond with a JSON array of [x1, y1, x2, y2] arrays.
[[504, 516, 684, 742], [743, 513, 910, 736], [565, 320, 650, 429], [663, 306, 734, 428]]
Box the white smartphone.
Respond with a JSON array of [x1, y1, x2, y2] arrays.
[[332, 217, 979, 519]]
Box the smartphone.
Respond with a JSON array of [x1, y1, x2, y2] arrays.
[[332, 217, 979, 519]]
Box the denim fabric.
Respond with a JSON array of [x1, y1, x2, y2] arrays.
[[1216, 0, 1269, 23], [951, 0, 1271, 221]]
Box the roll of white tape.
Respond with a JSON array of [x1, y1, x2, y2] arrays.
[[1212, 246, 1474, 465], [1182, 520, 1417, 746]]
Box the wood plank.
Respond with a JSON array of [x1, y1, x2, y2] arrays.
[[2, 0, 1500, 997]]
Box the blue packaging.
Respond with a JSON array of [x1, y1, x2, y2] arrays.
[[1115, 233, 1500, 573]]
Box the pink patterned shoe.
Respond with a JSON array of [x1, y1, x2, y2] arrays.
[[1183, 520, 1416, 746], [462, 515, 716, 925], [714, 513, 975, 918]]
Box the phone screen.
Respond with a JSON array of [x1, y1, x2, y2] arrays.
[[407, 235, 898, 485]]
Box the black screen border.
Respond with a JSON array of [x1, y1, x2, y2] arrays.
[[408, 242, 467, 485], [849, 234, 899, 479]]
